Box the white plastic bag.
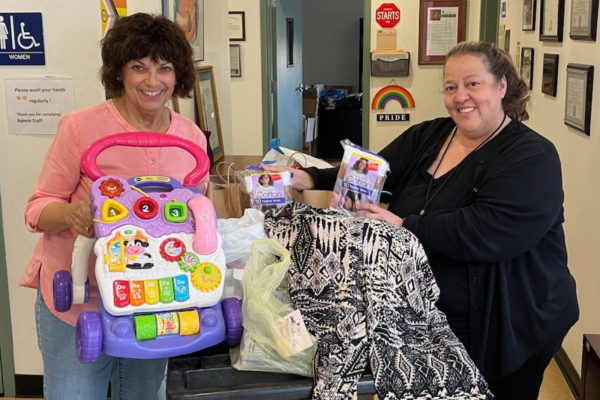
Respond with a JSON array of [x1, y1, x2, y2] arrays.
[[230, 239, 317, 377], [217, 208, 265, 299], [262, 139, 333, 169]]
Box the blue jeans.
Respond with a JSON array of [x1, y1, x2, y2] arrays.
[[35, 289, 167, 400]]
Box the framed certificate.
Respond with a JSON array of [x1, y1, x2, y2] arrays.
[[522, 0, 537, 31], [194, 66, 224, 161], [564, 64, 594, 135], [228, 11, 246, 41], [569, 0, 599, 40], [539, 0, 565, 41], [229, 44, 242, 77], [418, 0, 467, 65]]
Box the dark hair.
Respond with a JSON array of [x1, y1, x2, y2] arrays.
[[100, 13, 195, 98], [352, 158, 369, 175], [444, 41, 530, 121], [259, 174, 274, 186]]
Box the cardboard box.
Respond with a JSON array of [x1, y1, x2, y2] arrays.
[[303, 98, 318, 116]]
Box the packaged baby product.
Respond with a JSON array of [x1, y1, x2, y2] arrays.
[[333, 140, 390, 215], [237, 167, 293, 213]]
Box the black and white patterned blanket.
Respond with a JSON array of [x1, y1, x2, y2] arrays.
[[264, 203, 493, 400]]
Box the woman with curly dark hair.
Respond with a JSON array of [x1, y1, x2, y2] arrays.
[[22, 13, 208, 400], [265, 41, 578, 399]]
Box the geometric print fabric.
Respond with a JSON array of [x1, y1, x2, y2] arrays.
[[264, 203, 493, 400]]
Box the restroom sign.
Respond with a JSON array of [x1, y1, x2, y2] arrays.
[[0, 13, 45, 66]]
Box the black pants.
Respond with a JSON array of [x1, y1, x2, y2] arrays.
[[487, 337, 563, 400]]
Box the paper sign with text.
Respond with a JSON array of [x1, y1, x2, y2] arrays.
[[273, 309, 313, 356], [5, 78, 75, 135]]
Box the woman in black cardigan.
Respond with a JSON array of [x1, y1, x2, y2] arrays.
[[265, 41, 579, 399]]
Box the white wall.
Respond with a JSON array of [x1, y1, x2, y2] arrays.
[[0, 0, 232, 374], [501, 0, 600, 373]]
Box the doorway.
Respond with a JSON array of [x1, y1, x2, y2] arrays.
[[260, 0, 370, 154]]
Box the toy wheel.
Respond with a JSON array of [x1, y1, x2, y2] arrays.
[[222, 298, 243, 347], [53, 270, 72, 313], [76, 312, 103, 364]]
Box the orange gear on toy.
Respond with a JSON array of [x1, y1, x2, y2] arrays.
[[191, 263, 221, 292], [99, 178, 125, 198]]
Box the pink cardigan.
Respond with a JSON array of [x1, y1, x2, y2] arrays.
[[22, 99, 208, 326]]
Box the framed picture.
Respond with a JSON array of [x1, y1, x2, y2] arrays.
[[539, 0, 565, 41], [228, 11, 246, 41], [194, 66, 225, 161], [165, 97, 180, 113], [564, 64, 594, 135], [569, 0, 599, 40], [162, 0, 205, 61], [418, 0, 467, 65], [542, 53, 559, 96], [229, 44, 242, 77], [520, 47, 534, 90], [504, 29, 511, 53], [522, 0, 537, 31]]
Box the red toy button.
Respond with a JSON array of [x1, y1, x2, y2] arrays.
[[113, 280, 130, 308], [133, 197, 159, 220]]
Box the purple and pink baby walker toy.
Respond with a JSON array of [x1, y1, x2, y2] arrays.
[[53, 132, 242, 363]]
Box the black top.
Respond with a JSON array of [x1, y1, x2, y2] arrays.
[[304, 117, 579, 380]]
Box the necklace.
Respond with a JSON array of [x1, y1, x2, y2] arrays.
[[116, 97, 167, 132], [419, 113, 507, 216]]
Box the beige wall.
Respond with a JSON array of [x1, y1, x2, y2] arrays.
[[501, 0, 600, 373], [228, 0, 263, 155], [0, 0, 232, 374]]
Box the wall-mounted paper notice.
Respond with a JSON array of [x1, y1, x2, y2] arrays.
[[5, 77, 75, 135]]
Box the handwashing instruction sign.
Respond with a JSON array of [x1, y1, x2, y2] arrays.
[[5, 78, 74, 135], [0, 13, 45, 66]]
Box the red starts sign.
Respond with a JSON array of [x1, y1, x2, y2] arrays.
[[375, 3, 401, 28]]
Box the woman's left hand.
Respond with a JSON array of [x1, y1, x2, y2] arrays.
[[354, 202, 404, 227]]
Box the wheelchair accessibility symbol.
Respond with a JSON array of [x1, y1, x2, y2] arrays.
[[0, 13, 45, 66]]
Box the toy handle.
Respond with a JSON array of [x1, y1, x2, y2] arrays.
[[81, 132, 210, 187]]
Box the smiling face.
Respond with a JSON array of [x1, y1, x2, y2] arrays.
[[121, 56, 176, 117], [443, 54, 507, 140], [357, 159, 368, 173]]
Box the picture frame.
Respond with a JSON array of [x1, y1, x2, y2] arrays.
[[542, 53, 559, 96], [165, 97, 180, 113], [564, 64, 594, 135], [520, 47, 534, 90], [418, 0, 467, 65], [539, 0, 565, 41], [569, 0, 599, 40], [162, 0, 205, 61], [229, 44, 242, 77], [522, 0, 537, 31], [228, 11, 246, 41], [194, 66, 225, 161]]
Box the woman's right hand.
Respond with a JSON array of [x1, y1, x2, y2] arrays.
[[65, 200, 95, 238], [260, 164, 315, 191]]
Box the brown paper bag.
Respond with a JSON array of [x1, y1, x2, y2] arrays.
[[205, 163, 250, 219]]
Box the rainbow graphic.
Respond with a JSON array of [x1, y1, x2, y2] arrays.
[[371, 85, 415, 110]]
